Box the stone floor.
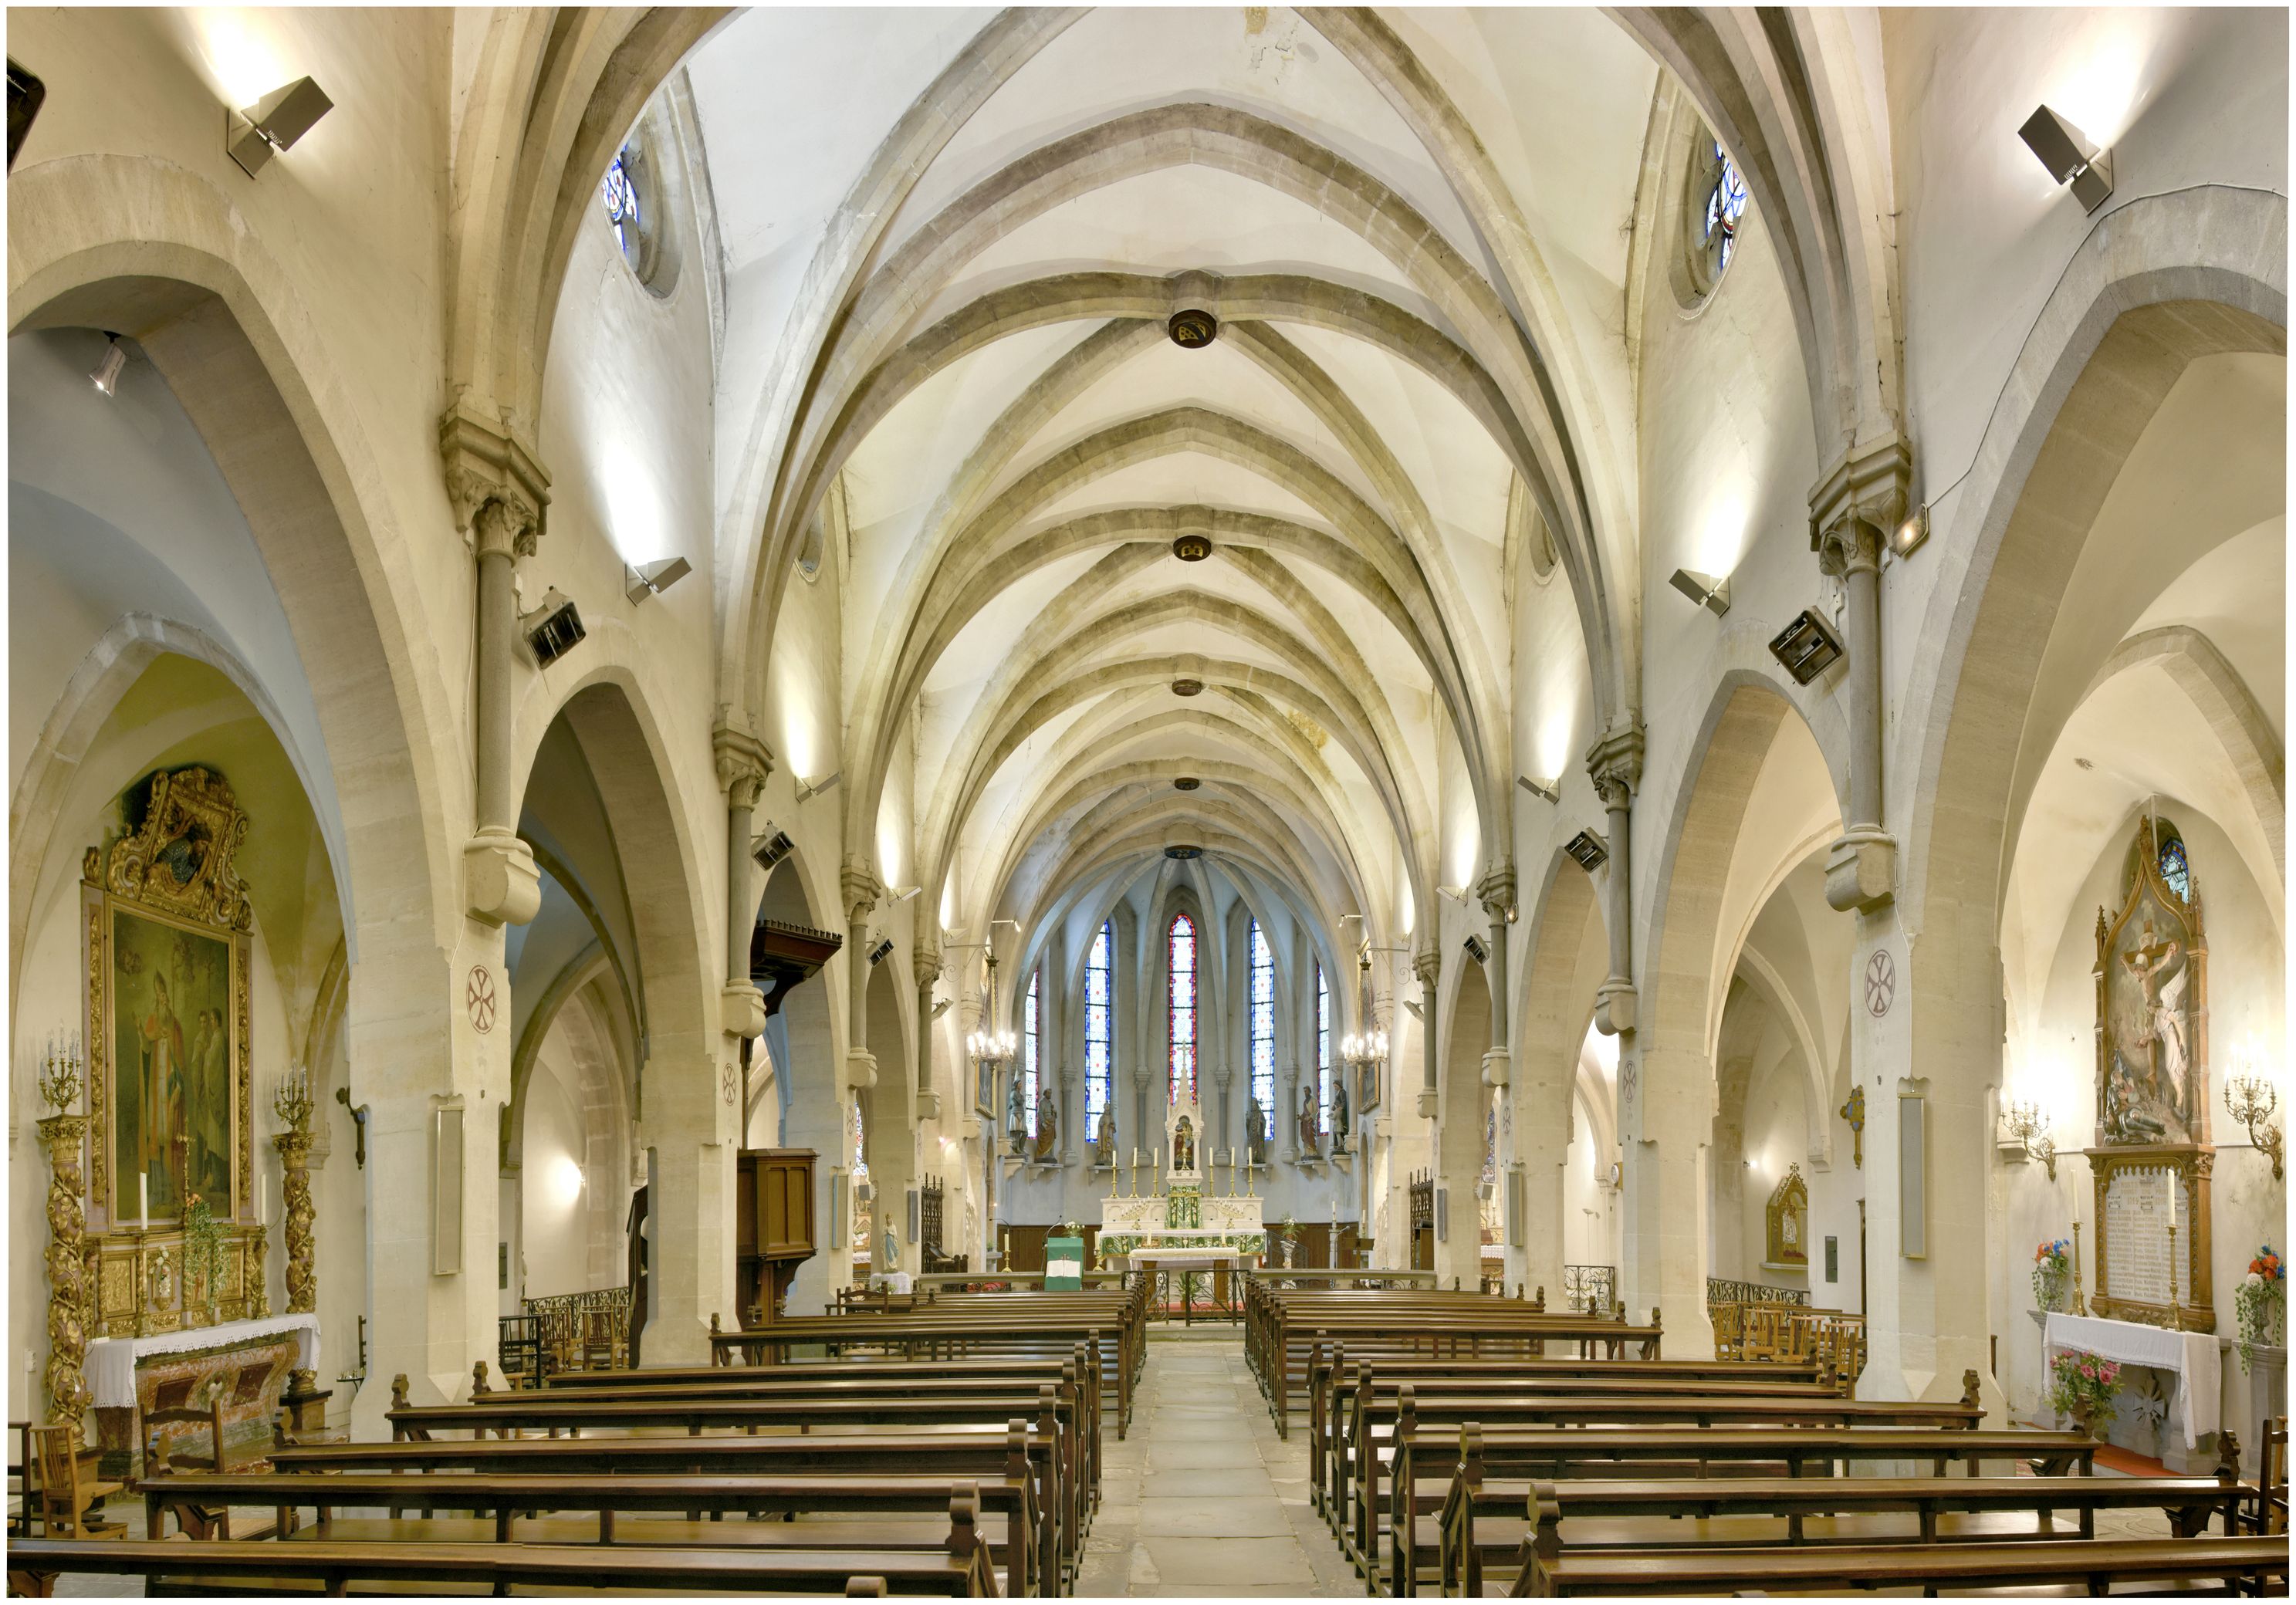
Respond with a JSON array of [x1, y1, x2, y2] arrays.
[[1077, 1328, 1362, 1597]]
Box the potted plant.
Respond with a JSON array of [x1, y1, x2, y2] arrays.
[[2235, 1243, 2285, 1373], [2046, 1347, 2123, 1440], [2031, 1238, 2071, 1314]]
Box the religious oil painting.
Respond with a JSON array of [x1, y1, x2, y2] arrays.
[[2095, 816, 2208, 1147], [110, 904, 235, 1221]]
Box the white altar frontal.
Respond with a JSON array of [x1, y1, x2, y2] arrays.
[[1097, 1086, 1264, 1262], [2044, 1311, 2221, 1468]]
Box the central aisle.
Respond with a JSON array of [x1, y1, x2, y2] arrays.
[[1077, 1332, 1362, 1597]]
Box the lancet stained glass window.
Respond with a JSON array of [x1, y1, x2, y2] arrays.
[[1022, 968, 1040, 1136], [1317, 963, 1331, 1124], [1249, 920, 1275, 1120], [2159, 833, 2191, 901], [1704, 140, 1749, 275], [1084, 923, 1113, 1127], [600, 148, 641, 261], [1168, 913, 1197, 1106]]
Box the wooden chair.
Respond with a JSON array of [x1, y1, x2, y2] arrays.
[[580, 1306, 624, 1370], [31, 1426, 121, 1539], [2239, 1415, 2288, 1536]]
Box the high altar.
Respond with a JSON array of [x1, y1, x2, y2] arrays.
[[1097, 1083, 1263, 1262]]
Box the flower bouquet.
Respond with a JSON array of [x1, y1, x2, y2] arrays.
[[184, 1191, 225, 1325], [2046, 1347, 2122, 1439], [2235, 1244, 2284, 1373], [2031, 1238, 2071, 1313]]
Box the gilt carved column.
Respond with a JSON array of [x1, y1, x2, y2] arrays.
[[274, 1129, 316, 1316], [41, 1113, 92, 1434]]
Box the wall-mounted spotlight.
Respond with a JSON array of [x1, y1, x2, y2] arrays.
[[795, 772, 841, 803], [89, 333, 129, 397], [1517, 775, 1560, 805], [225, 76, 334, 178], [1668, 567, 1732, 617], [8, 58, 48, 171], [2018, 103, 2113, 213], [623, 556, 692, 603], [1462, 933, 1490, 965], [750, 825, 795, 871], [1402, 997, 1424, 1020], [520, 588, 587, 668], [886, 885, 921, 904], [930, 997, 952, 1019], [1767, 608, 1845, 685], [1435, 885, 1469, 904], [1891, 505, 1930, 559], [867, 936, 895, 967], [1564, 829, 1609, 873]]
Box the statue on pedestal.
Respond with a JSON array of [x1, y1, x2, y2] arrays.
[[1297, 1083, 1321, 1157], [1329, 1076, 1351, 1153], [1005, 1070, 1026, 1156], [1032, 1087, 1059, 1163], [1093, 1105, 1116, 1167], [1245, 1097, 1268, 1166], [1172, 1116, 1195, 1173]]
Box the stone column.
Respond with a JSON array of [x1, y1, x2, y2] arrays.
[[1587, 728, 1642, 1036], [41, 1114, 91, 1436], [914, 948, 942, 1123], [1476, 865, 1517, 1089], [1810, 435, 1908, 915], [842, 860, 881, 1095], [714, 719, 773, 1042], [442, 409, 549, 929], [1414, 946, 1440, 1119]]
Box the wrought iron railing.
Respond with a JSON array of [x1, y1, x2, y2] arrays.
[[1563, 1263, 1617, 1314], [516, 1286, 632, 1374], [1705, 1276, 1810, 1308]]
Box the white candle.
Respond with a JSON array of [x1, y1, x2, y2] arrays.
[[259, 1174, 269, 1227], [2168, 1174, 2179, 1229], [139, 1174, 150, 1229]]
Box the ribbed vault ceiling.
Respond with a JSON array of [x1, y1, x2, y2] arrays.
[[687, 5, 1661, 969]]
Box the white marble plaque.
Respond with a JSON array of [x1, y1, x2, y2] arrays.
[[2103, 1166, 2181, 1306]]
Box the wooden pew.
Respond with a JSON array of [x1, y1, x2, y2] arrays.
[[11, 1505, 1000, 1597], [140, 1467, 1044, 1597], [1429, 1431, 2247, 1597], [1367, 1421, 2098, 1585], [1329, 1370, 1984, 1542], [1512, 1527, 2288, 1597], [269, 1424, 1074, 1592]]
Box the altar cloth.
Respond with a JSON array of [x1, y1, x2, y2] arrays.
[[2044, 1311, 2219, 1448], [86, 1313, 320, 1408]]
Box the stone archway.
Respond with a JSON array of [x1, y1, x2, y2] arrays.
[[1436, 959, 1493, 1289], [1510, 853, 1610, 1301]]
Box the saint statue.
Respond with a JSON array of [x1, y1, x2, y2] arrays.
[[1032, 1086, 1059, 1163], [1093, 1104, 1117, 1167], [881, 1219, 899, 1276], [1244, 1096, 1268, 1166], [2120, 919, 2189, 1111], [1172, 1116, 1195, 1173], [1006, 1069, 1027, 1155], [1297, 1083, 1320, 1157], [1329, 1076, 1351, 1154]]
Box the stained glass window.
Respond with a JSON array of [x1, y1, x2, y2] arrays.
[[1084, 923, 1113, 1127], [1168, 914, 1197, 1106], [1317, 963, 1331, 1124], [1022, 968, 1040, 1137], [2159, 834, 2191, 901], [1249, 920, 1275, 1120], [600, 148, 641, 261], [1703, 140, 1749, 275]]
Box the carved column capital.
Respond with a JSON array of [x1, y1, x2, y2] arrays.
[[712, 721, 776, 809], [841, 859, 883, 924], [913, 948, 943, 990], [1412, 945, 1442, 988], [1475, 863, 1518, 925], [1584, 723, 1645, 803], [440, 402, 550, 554], [1808, 432, 1912, 575]]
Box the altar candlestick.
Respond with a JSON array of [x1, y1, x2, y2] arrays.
[[259, 1173, 269, 1227], [140, 1174, 150, 1230]]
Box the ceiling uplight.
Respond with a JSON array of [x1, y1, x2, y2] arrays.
[[225, 76, 333, 178], [622, 556, 692, 603], [89, 333, 128, 397], [1668, 567, 1732, 617], [2019, 104, 2113, 213]]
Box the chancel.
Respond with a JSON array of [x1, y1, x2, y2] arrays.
[[5, 5, 2288, 1597]]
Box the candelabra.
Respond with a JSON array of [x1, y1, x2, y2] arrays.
[[272, 1063, 315, 1133], [2002, 1100, 2057, 1181], [2223, 1060, 2284, 1181], [39, 1029, 85, 1116]]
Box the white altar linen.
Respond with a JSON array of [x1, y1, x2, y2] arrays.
[[86, 1313, 320, 1409], [2043, 1311, 2219, 1449]]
